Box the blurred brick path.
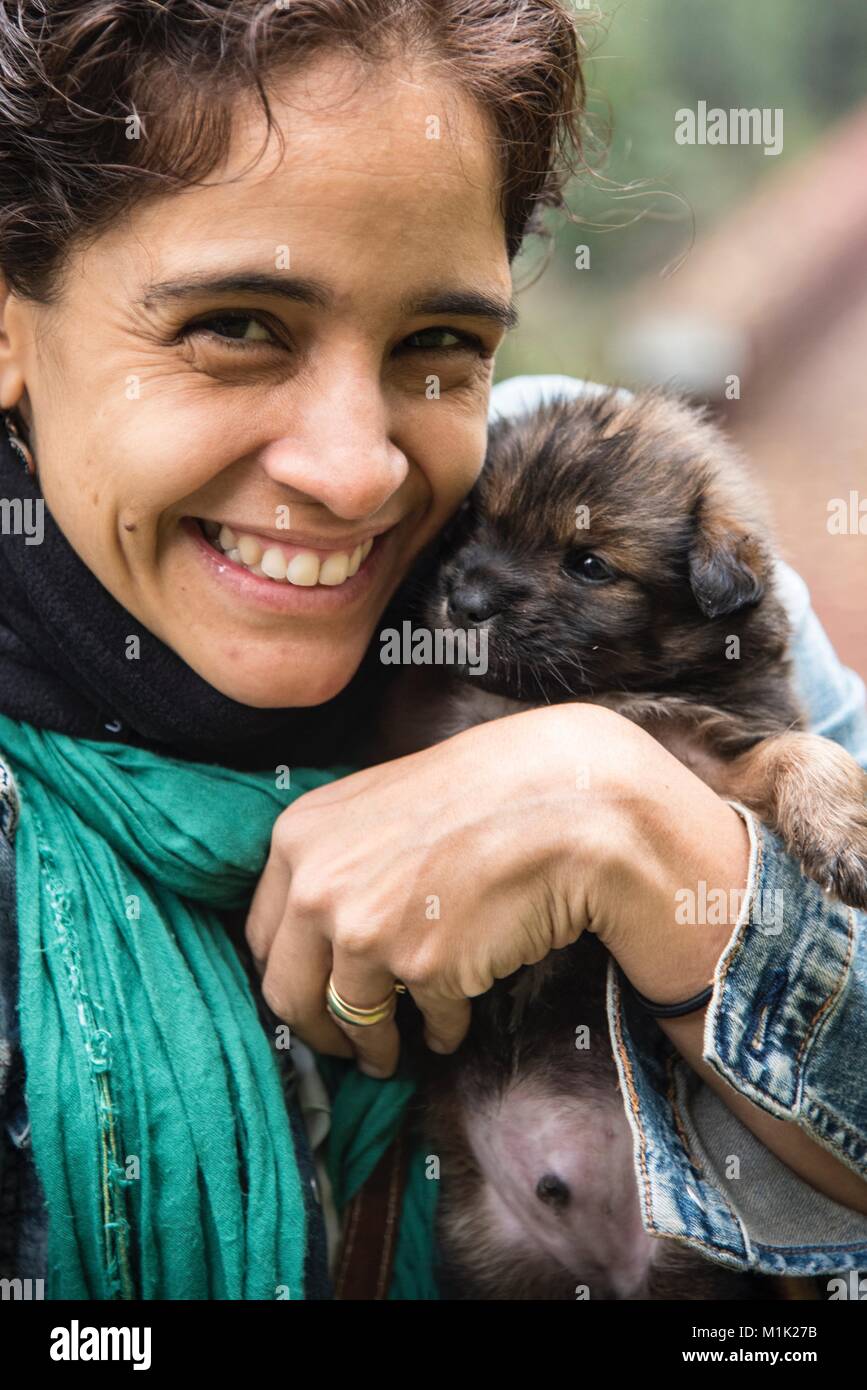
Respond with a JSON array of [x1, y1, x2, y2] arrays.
[[612, 103, 867, 680], [727, 290, 867, 683]]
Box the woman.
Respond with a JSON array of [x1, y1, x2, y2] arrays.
[[0, 0, 865, 1301]]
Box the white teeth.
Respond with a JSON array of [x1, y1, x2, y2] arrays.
[[204, 520, 378, 587], [287, 552, 320, 587], [238, 535, 263, 566], [261, 546, 288, 581], [319, 552, 350, 586]]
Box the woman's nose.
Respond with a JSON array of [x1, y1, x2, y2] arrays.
[[259, 377, 408, 521]]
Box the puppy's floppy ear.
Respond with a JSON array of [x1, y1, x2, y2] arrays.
[[688, 500, 767, 619]]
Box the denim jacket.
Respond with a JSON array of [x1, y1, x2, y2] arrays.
[[2, 373, 866, 1290]]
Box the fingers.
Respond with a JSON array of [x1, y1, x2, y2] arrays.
[[247, 855, 353, 1058], [245, 806, 473, 1077], [410, 990, 472, 1055], [245, 839, 294, 976], [262, 925, 354, 1058], [329, 953, 401, 1079]]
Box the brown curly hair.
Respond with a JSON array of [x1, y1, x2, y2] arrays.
[[0, 0, 589, 301]]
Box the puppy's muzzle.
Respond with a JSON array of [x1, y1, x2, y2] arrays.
[[442, 542, 512, 626], [446, 574, 502, 625]]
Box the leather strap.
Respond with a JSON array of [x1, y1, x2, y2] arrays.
[[334, 1120, 411, 1300]]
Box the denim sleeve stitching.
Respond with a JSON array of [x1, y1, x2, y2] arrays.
[[665, 1051, 704, 1179], [713, 808, 763, 1006], [608, 971, 657, 1231], [794, 905, 856, 1074], [610, 970, 751, 1263]]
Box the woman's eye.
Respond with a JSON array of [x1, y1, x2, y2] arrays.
[[184, 313, 279, 346], [564, 551, 616, 583], [399, 327, 483, 353]]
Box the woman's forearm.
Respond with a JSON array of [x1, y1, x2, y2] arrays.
[[593, 764, 867, 1215]]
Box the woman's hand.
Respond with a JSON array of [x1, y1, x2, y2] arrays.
[[247, 699, 867, 1213], [246, 703, 654, 1077]]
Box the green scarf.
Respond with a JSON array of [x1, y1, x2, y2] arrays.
[[0, 713, 438, 1300]]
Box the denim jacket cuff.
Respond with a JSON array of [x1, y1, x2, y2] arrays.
[[608, 958, 752, 1268], [607, 801, 867, 1274], [704, 803, 864, 1170]]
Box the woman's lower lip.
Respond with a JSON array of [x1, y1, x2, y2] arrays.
[[184, 517, 390, 613]]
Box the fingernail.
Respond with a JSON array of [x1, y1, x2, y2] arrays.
[[359, 1062, 388, 1079]]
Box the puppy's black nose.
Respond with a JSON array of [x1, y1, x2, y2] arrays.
[[446, 581, 501, 624]]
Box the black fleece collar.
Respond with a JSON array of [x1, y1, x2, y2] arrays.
[[0, 420, 391, 769]]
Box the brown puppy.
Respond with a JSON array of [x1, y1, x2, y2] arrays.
[[383, 387, 867, 1299], [403, 388, 867, 906]]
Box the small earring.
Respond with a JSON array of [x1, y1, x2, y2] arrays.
[[3, 412, 35, 476]]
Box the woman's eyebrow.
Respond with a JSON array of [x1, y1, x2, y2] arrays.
[[138, 272, 332, 311], [138, 272, 518, 330], [402, 290, 519, 331]]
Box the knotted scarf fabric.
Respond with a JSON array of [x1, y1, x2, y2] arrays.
[[0, 712, 435, 1299]]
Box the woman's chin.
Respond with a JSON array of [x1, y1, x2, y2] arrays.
[[182, 649, 364, 710]]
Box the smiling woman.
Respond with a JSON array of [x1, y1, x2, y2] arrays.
[[0, 29, 537, 707], [0, 0, 866, 1315], [0, 0, 595, 1303]]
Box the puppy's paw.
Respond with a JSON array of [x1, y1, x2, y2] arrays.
[[760, 736, 867, 913], [793, 813, 867, 913]]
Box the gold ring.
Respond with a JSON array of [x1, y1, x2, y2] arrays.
[[326, 975, 405, 1027]]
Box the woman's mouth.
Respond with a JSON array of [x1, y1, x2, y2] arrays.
[[199, 520, 375, 588], [183, 516, 393, 614]]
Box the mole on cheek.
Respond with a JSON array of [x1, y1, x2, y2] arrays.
[[123, 521, 137, 532]]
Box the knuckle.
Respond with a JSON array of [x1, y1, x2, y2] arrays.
[[244, 911, 268, 958], [244, 920, 263, 960], [248, 940, 268, 975], [271, 806, 320, 861], [398, 942, 441, 990], [270, 810, 298, 857], [333, 920, 382, 958], [260, 975, 291, 1021], [287, 868, 328, 920]]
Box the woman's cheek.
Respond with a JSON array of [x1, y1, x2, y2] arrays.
[[406, 397, 490, 521]]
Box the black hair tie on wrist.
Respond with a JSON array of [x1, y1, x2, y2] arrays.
[[629, 982, 714, 1019]]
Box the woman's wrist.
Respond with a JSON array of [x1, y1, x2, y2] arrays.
[[585, 757, 752, 1007]]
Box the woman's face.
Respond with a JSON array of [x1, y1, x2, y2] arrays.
[[0, 54, 513, 707]]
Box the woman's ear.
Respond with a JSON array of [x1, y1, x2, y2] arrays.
[[0, 274, 27, 412], [688, 499, 767, 619]]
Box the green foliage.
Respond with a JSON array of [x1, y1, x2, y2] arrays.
[[496, 0, 867, 384]]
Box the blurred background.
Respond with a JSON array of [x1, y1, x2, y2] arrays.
[[496, 0, 867, 679]]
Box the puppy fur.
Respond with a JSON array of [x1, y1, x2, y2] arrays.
[[381, 388, 867, 1300]]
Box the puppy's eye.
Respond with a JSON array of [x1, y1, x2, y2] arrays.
[[564, 551, 616, 583]]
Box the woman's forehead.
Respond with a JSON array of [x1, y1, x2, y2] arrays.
[[68, 53, 510, 310], [189, 52, 505, 229], [66, 103, 509, 325]]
